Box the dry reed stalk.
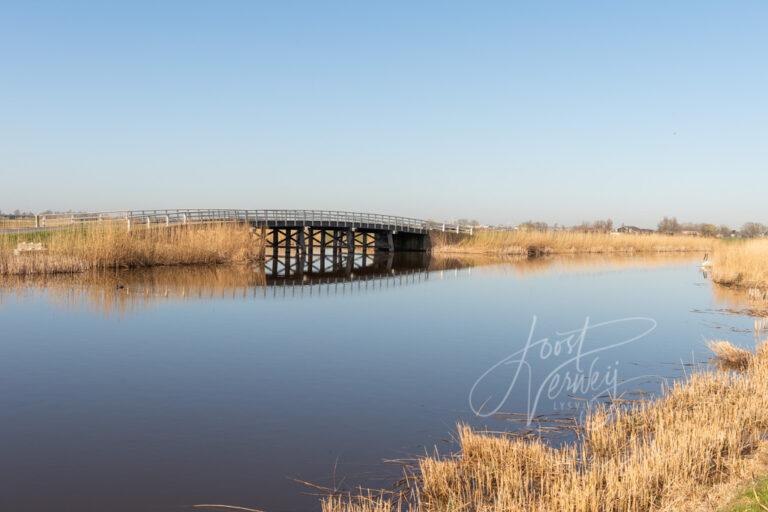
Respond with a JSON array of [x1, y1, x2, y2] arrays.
[[324, 340, 768, 512]]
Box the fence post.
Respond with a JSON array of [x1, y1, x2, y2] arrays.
[[126, 215, 131, 232], [34, 215, 40, 228]]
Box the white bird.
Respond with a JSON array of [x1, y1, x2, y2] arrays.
[[701, 253, 712, 268]]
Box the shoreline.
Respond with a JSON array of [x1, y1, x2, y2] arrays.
[[324, 337, 768, 512]]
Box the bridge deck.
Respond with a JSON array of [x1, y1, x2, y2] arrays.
[[15, 209, 473, 235]]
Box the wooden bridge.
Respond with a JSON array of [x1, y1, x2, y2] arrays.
[[26, 209, 474, 254]]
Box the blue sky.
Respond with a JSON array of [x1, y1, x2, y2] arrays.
[[1, 1, 766, 227]]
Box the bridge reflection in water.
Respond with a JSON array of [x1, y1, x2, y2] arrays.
[[0, 254, 477, 315], [262, 252, 448, 298], [265, 251, 427, 280]]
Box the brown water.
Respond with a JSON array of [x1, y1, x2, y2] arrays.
[[0, 254, 762, 512]]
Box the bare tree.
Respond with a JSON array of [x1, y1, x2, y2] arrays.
[[657, 216, 681, 234], [741, 222, 767, 238], [699, 224, 718, 237], [519, 220, 549, 231]]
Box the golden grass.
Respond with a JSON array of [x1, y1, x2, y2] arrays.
[[0, 222, 264, 275], [433, 229, 714, 255], [0, 217, 35, 229], [712, 240, 768, 290], [324, 340, 768, 512], [708, 340, 753, 370]]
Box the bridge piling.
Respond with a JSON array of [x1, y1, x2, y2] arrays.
[[331, 229, 341, 261], [272, 229, 279, 260], [307, 228, 314, 260], [259, 226, 266, 260], [297, 228, 306, 258], [285, 229, 292, 257], [346, 229, 355, 254]]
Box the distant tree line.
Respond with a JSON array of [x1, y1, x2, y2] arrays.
[[0, 209, 82, 217], [510, 216, 766, 238], [657, 216, 766, 238], [517, 219, 615, 233], [0, 209, 35, 217]]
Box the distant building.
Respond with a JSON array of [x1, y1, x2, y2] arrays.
[[616, 225, 655, 235]]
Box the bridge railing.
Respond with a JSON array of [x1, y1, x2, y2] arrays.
[[30, 209, 474, 234]]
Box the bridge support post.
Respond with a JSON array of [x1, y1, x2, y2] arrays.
[[307, 228, 314, 260], [285, 229, 292, 256], [259, 225, 266, 260], [319, 229, 327, 256], [332, 229, 339, 259], [272, 229, 279, 260], [361, 232, 368, 258], [346, 228, 355, 254], [297, 228, 306, 258]]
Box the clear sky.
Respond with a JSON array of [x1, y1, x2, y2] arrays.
[[1, 1, 766, 227]]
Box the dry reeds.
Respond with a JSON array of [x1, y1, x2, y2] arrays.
[[0, 217, 36, 230], [711, 239, 768, 290], [707, 340, 753, 370], [0, 222, 263, 276], [324, 340, 768, 512], [433, 229, 713, 256]]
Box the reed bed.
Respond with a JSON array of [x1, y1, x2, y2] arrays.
[[0, 217, 36, 230], [707, 340, 753, 370], [324, 340, 768, 512], [0, 222, 263, 276], [433, 230, 713, 255], [711, 239, 768, 290]]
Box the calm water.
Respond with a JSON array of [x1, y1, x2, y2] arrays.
[[0, 254, 761, 512]]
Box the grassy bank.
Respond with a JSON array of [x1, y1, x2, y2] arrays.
[[324, 340, 768, 512], [721, 477, 768, 512], [711, 239, 768, 290], [0, 222, 263, 276], [432, 229, 713, 255]]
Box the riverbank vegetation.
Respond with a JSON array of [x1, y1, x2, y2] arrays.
[[0, 222, 262, 276], [711, 239, 768, 290], [432, 229, 713, 255], [323, 339, 768, 512]]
